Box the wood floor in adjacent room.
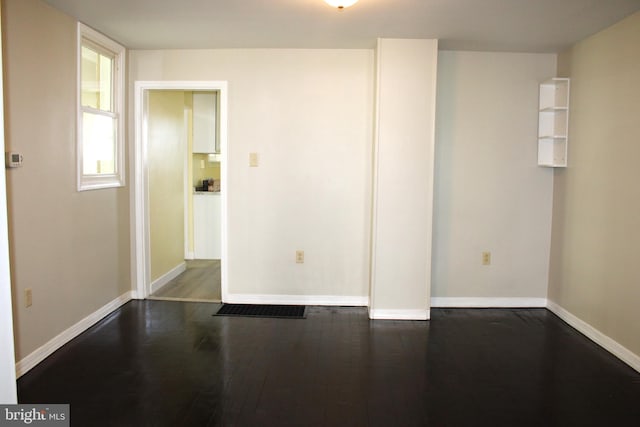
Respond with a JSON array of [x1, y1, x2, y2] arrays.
[[151, 260, 221, 301], [17, 301, 640, 426]]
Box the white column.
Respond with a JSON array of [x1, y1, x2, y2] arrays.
[[369, 39, 438, 320]]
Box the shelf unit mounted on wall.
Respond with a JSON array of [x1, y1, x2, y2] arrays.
[[538, 78, 570, 167]]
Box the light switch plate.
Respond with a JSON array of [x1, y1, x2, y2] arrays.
[[249, 152, 259, 167]]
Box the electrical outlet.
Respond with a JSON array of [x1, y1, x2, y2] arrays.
[[249, 152, 259, 167], [482, 251, 491, 266], [25, 288, 33, 307], [296, 250, 304, 264]]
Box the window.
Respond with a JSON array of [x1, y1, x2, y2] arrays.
[[77, 23, 125, 191]]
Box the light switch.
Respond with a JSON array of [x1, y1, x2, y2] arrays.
[[249, 152, 259, 167], [482, 251, 491, 266]]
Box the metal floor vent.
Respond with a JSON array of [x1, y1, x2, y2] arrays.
[[214, 304, 306, 319]]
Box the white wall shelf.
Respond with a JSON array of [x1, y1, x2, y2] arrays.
[[538, 78, 570, 167]]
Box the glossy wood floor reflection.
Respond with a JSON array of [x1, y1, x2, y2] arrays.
[[17, 302, 640, 426]]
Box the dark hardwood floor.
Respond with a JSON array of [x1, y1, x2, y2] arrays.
[[17, 301, 640, 426]]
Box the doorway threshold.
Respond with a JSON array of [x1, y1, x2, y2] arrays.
[[147, 296, 221, 304]]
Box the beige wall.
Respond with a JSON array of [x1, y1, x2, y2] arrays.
[[433, 51, 556, 301], [2, 0, 130, 360], [130, 49, 374, 299], [549, 12, 640, 357], [0, 0, 17, 403], [148, 91, 185, 281]]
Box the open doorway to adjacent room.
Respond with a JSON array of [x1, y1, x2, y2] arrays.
[[133, 82, 228, 304]]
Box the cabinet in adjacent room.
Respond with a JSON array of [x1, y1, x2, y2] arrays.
[[192, 92, 218, 153], [538, 78, 570, 167], [193, 194, 221, 259]]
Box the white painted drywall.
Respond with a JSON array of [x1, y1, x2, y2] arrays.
[[550, 11, 640, 358], [129, 49, 374, 299], [369, 39, 439, 318], [0, 0, 17, 404], [432, 50, 556, 299]]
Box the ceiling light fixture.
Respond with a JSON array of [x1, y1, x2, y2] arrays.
[[323, 0, 359, 10]]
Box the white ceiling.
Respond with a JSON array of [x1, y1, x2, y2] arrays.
[[43, 0, 640, 52]]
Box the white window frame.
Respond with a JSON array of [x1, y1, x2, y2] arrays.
[[77, 23, 125, 191]]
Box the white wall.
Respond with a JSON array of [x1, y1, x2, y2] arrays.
[[369, 39, 438, 319], [130, 49, 374, 301], [550, 11, 640, 363], [432, 51, 556, 304]]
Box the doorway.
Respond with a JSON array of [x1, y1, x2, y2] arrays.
[[132, 81, 228, 302]]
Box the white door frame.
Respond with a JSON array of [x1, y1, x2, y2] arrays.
[[132, 81, 229, 300]]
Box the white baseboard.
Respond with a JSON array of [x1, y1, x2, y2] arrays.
[[546, 300, 640, 374], [185, 252, 195, 260], [150, 262, 186, 294], [224, 293, 368, 307], [431, 297, 548, 308], [368, 308, 430, 320], [16, 291, 132, 377]]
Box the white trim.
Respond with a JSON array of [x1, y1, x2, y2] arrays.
[[219, 85, 229, 302], [368, 39, 384, 313], [132, 83, 147, 299], [546, 300, 640, 374], [183, 105, 190, 260], [77, 23, 126, 191], [368, 308, 430, 320], [185, 252, 195, 260], [16, 292, 132, 377], [225, 293, 368, 307], [132, 81, 229, 300], [149, 262, 186, 294], [431, 297, 548, 308]]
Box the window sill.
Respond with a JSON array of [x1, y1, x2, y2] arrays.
[[78, 177, 125, 192]]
